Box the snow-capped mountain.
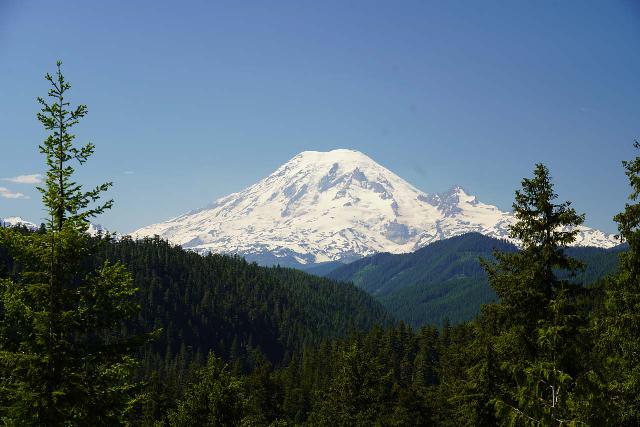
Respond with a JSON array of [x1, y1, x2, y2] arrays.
[[0, 216, 39, 231], [131, 149, 619, 265], [87, 223, 107, 236], [0, 216, 107, 237]]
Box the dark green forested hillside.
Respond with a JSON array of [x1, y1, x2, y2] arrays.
[[105, 237, 392, 366], [1, 233, 393, 422], [0, 234, 392, 368], [565, 244, 625, 282], [328, 232, 623, 327], [328, 232, 515, 295]]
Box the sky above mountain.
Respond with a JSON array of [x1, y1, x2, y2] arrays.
[[0, 0, 638, 234]]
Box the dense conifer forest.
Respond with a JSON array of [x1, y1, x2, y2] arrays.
[[0, 234, 393, 423], [328, 233, 624, 326], [101, 236, 392, 366], [1, 227, 634, 425]]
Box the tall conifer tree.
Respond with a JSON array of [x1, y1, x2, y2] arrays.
[[595, 141, 640, 423], [0, 62, 150, 425], [480, 164, 591, 425]]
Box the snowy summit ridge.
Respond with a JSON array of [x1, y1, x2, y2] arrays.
[[0, 216, 38, 231], [132, 149, 619, 264], [0, 216, 107, 237]]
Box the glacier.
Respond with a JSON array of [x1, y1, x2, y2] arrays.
[[131, 149, 620, 265]]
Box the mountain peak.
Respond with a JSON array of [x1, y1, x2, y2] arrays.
[[447, 185, 469, 196], [132, 151, 619, 265], [288, 149, 379, 170], [3, 216, 28, 222], [0, 216, 38, 230], [1, 216, 108, 237], [295, 148, 369, 159]]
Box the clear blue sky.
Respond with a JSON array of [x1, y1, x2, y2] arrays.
[[0, 0, 638, 234]]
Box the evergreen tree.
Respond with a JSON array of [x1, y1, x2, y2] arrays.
[[454, 308, 498, 426], [0, 62, 150, 425], [308, 343, 394, 426], [480, 164, 592, 425], [166, 353, 245, 427], [595, 141, 640, 423]]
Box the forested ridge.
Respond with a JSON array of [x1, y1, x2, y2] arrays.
[[328, 232, 623, 327], [98, 236, 392, 367], [0, 232, 394, 422]]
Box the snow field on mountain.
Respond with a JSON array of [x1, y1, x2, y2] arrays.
[[132, 149, 620, 264]]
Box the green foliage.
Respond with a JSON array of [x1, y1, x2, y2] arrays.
[[327, 233, 514, 327], [149, 321, 489, 426], [0, 232, 393, 424], [98, 236, 392, 368], [36, 61, 112, 231], [329, 232, 513, 296], [308, 343, 394, 426], [594, 141, 640, 423], [167, 354, 245, 427], [479, 164, 595, 425], [329, 232, 621, 327], [0, 62, 150, 426]]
